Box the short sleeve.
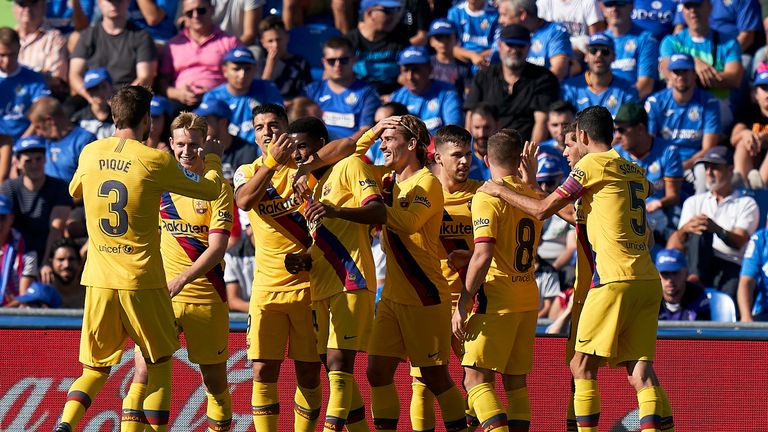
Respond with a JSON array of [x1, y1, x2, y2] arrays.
[[703, 94, 721, 134], [659, 34, 676, 59], [135, 29, 158, 63], [548, 26, 573, 58], [722, 39, 742, 64], [471, 192, 500, 243], [741, 232, 764, 278], [677, 195, 697, 229], [341, 157, 383, 205], [210, 183, 234, 234], [584, 0, 605, 26], [556, 155, 600, 201], [638, 34, 660, 80], [644, 95, 660, 135], [233, 162, 257, 192], [736, 0, 763, 32], [663, 146, 684, 179], [735, 197, 760, 235]]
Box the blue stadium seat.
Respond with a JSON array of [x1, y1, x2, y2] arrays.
[[705, 288, 737, 323], [287, 23, 342, 82], [738, 188, 768, 227]]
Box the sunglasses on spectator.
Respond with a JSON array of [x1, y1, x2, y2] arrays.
[[184, 7, 207, 17], [325, 56, 351, 66], [614, 125, 632, 134], [588, 46, 611, 56], [682, 2, 702, 8], [371, 6, 402, 15], [757, 84, 768, 92]]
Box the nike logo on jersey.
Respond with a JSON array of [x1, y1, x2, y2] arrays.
[[427, 351, 439, 358], [160, 204, 172, 211], [578, 339, 591, 343], [217, 347, 226, 355], [343, 335, 357, 340]]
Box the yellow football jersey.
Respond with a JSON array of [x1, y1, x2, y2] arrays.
[[233, 158, 315, 292], [471, 176, 542, 314], [70, 137, 223, 290], [440, 180, 481, 295], [159, 181, 234, 304], [555, 149, 659, 286], [309, 156, 382, 300]]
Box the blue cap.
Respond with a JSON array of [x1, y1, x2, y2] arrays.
[[223, 47, 257, 65], [150, 96, 170, 117], [398, 46, 430, 65], [536, 155, 565, 180], [499, 25, 531, 46], [360, 0, 402, 12], [655, 249, 687, 273], [755, 71, 768, 86], [588, 34, 615, 51], [668, 53, 695, 71], [83, 67, 112, 90], [0, 194, 13, 215], [15, 282, 62, 308], [13, 136, 46, 154], [427, 19, 457, 37], [194, 100, 232, 119]]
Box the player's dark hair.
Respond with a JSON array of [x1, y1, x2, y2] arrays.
[[470, 103, 499, 121], [49, 238, 81, 261], [487, 128, 523, 166], [259, 15, 286, 35], [0, 27, 19, 48], [434, 125, 471, 150], [323, 36, 354, 53], [548, 100, 577, 116], [252, 103, 289, 125], [563, 121, 576, 136], [575, 106, 614, 146], [398, 115, 431, 167], [288, 116, 329, 143], [111, 86, 153, 130], [378, 102, 409, 117]]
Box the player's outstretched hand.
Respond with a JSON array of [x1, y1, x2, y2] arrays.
[[202, 136, 224, 158], [167, 276, 185, 298], [478, 179, 505, 197], [285, 252, 312, 274], [519, 141, 539, 187], [451, 307, 467, 340]]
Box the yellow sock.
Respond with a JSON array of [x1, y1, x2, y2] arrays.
[[436, 385, 471, 432], [251, 381, 279, 432], [566, 390, 577, 432], [206, 389, 232, 432], [323, 371, 354, 431], [121, 382, 148, 431], [573, 379, 599, 432], [345, 379, 369, 432], [60, 368, 109, 429], [657, 386, 674, 431], [638, 386, 669, 432], [467, 383, 508, 432], [370, 384, 399, 431], [143, 360, 172, 432], [505, 387, 530, 432], [295, 385, 322, 432], [410, 381, 435, 431]]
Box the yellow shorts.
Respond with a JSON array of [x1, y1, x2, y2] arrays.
[[80, 287, 180, 367], [575, 280, 662, 367], [173, 301, 230, 365], [461, 311, 537, 375], [367, 297, 452, 367], [312, 290, 374, 354], [247, 289, 319, 362]]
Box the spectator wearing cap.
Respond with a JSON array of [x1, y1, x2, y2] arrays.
[[467, 103, 500, 181], [71, 67, 116, 140], [668, 146, 759, 301], [536, 0, 606, 55], [390, 46, 463, 135], [659, 0, 742, 126], [730, 71, 768, 188], [613, 102, 683, 241], [657, 248, 711, 321], [738, 220, 768, 321], [496, 0, 573, 81], [194, 99, 257, 183], [304, 36, 380, 141], [0, 193, 38, 306], [427, 19, 473, 96], [159, 0, 240, 110], [645, 53, 721, 194], [27, 97, 96, 184], [69, 0, 157, 103], [126, 0, 179, 44], [540, 100, 576, 155], [147, 95, 172, 150], [44, 0, 95, 36], [599, 0, 659, 99], [672, 0, 763, 56], [631, 0, 676, 39], [14, 0, 69, 96], [201, 46, 283, 145], [6, 282, 62, 308], [446, 0, 499, 67], [46, 238, 84, 308], [464, 25, 559, 143], [347, 0, 410, 95], [2, 137, 72, 276], [561, 34, 638, 118], [256, 15, 312, 101]]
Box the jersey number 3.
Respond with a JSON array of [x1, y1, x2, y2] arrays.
[[99, 180, 129, 237]]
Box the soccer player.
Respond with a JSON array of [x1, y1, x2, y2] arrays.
[[123, 112, 234, 432], [233, 104, 323, 431], [295, 116, 385, 432], [479, 106, 674, 432], [452, 129, 542, 432], [55, 86, 224, 432]]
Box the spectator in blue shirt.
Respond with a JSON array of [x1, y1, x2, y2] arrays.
[[467, 103, 500, 181], [201, 47, 283, 145], [614, 102, 684, 238], [660, 0, 742, 126], [739, 224, 768, 321], [600, 0, 659, 99], [45, 0, 95, 35], [427, 19, 474, 96], [27, 97, 96, 184], [390, 46, 463, 135], [447, 0, 499, 67], [128, 0, 179, 43], [304, 36, 381, 141], [561, 34, 638, 118], [631, 0, 677, 39], [673, 0, 763, 55], [497, 0, 573, 81], [645, 53, 720, 193], [656, 248, 711, 321]]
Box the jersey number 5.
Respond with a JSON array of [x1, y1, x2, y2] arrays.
[[628, 181, 647, 236], [98, 180, 129, 237]]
